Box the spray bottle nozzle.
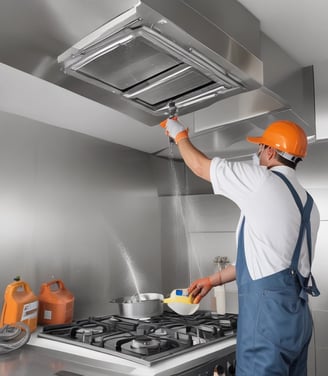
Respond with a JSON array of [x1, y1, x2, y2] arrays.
[[168, 101, 177, 119], [167, 101, 177, 144]]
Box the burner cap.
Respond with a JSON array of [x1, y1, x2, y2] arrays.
[[154, 328, 168, 336], [131, 336, 160, 350]]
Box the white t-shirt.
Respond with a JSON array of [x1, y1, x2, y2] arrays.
[[210, 157, 320, 279]]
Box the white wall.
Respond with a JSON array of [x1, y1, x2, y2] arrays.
[[314, 61, 328, 140], [305, 61, 328, 375], [296, 142, 328, 376]]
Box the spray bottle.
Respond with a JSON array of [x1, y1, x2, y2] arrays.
[[213, 256, 230, 315]]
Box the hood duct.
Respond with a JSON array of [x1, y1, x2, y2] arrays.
[[57, 0, 263, 124]]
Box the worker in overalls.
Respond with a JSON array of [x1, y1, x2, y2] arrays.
[[161, 119, 320, 375]]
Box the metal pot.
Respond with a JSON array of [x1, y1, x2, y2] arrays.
[[109, 293, 164, 318]]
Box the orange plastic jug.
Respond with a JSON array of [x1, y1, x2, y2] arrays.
[[0, 279, 39, 332], [38, 279, 74, 325]]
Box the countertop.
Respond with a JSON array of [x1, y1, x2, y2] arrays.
[[0, 344, 129, 376]]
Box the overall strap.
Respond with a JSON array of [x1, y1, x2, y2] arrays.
[[235, 216, 252, 287], [272, 170, 320, 298]]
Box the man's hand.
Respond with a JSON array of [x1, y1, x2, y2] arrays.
[[160, 118, 189, 144], [188, 277, 213, 304]]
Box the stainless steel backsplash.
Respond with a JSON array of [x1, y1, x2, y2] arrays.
[[0, 111, 162, 319]]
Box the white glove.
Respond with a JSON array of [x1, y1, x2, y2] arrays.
[[160, 118, 189, 144]]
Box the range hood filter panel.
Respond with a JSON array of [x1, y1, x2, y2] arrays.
[[133, 68, 213, 106], [58, 0, 264, 122], [78, 37, 181, 91], [67, 26, 240, 112]]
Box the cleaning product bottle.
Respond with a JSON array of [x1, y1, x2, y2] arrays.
[[213, 257, 230, 315], [38, 279, 74, 325], [0, 276, 39, 332]]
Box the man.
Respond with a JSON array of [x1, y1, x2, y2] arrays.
[[161, 118, 320, 375]]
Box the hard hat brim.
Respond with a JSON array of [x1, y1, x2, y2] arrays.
[[246, 136, 265, 144]]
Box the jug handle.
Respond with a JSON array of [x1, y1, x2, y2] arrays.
[[41, 279, 65, 293], [12, 281, 32, 293]]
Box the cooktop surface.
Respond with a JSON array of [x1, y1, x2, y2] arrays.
[[38, 311, 237, 366]]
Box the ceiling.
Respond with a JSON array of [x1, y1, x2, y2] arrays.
[[238, 0, 328, 67], [0, 0, 327, 158]]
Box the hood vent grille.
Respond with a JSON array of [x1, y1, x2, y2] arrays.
[[60, 25, 245, 116], [58, 1, 263, 123]]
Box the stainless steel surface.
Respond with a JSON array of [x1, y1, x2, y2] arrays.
[[109, 293, 164, 318], [0, 345, 131, 376], [26, 328, 237, 376], [156, 48, 316, 160], [0, 342, 237, 375], [0, 111, 162, 319], [57, 0, 262, 121], [174, 347, 236, 376], [0, 0, 316, 160], [38, 311, 237, 368]]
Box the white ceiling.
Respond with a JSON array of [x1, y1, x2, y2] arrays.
[[238, 0, 328, 67]]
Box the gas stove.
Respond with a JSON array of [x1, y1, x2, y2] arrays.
[[38, 311, 237, 373]]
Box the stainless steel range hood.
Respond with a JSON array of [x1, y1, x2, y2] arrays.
[[57, 0, 263, 124], [0, 0, 316, 160]]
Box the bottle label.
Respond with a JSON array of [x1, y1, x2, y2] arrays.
[[21, 301, 38, 321], [43, 310, 52, 320]]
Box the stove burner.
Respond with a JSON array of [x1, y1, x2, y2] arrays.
[[114, 335, 181, 357], [131, 336, 160, 350], [75, 328, 101, 344], [39, 311, 237, 365], [153, 327, 168, 336]]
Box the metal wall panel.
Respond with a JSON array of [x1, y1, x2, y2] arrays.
[[0, 111, 162, 319]]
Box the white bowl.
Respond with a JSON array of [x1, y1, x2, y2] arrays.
[[167, 302, 199, 315]]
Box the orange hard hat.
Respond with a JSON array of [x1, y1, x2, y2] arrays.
[[247, 120, 308, 158]]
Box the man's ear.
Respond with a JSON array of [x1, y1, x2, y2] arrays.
[[267, 147, 277, 160]]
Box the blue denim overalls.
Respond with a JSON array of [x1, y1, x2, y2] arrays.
[[235, 171, 320, 375]]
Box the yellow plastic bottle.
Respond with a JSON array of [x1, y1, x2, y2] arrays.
[[38, 279, 74, 325], [0, 277, 39, 332]]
